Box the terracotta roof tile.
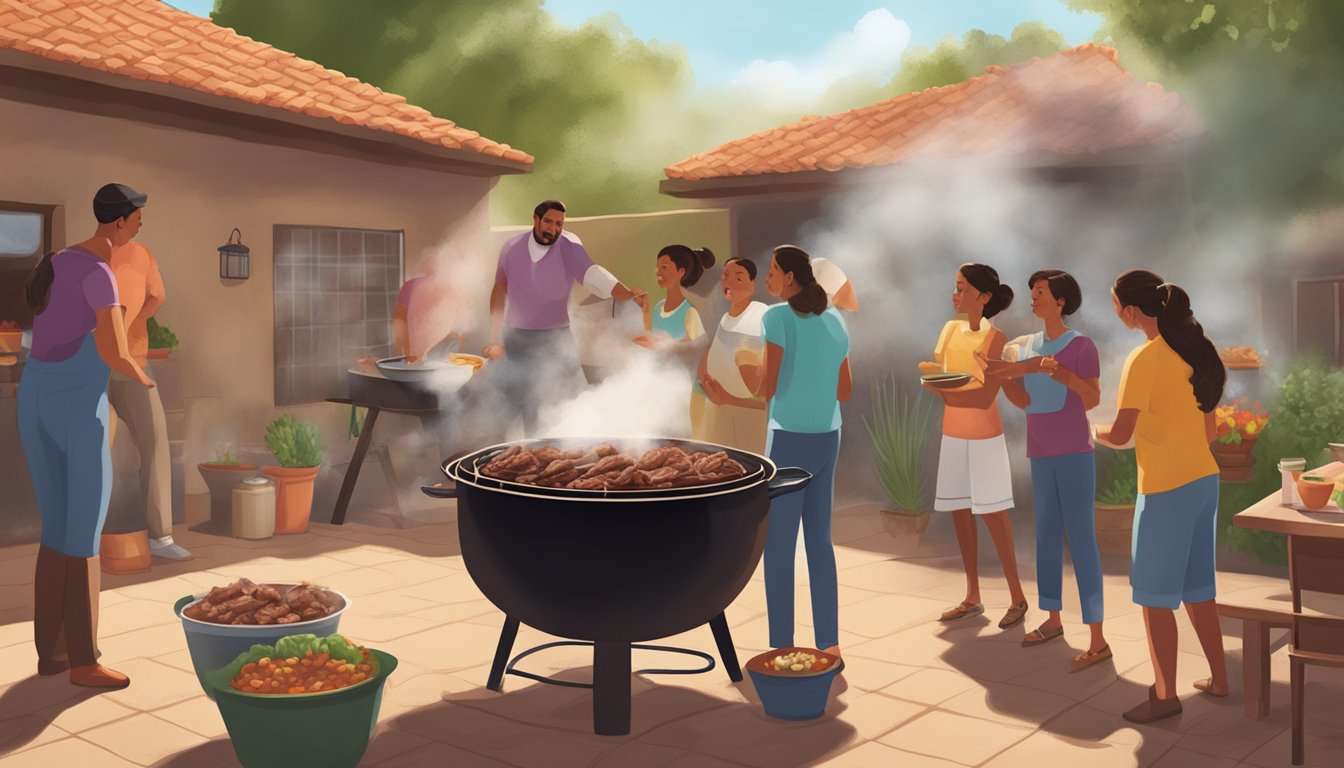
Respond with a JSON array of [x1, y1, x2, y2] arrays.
[[666, 44, 1201, 182], [1, 0, 531, 168]]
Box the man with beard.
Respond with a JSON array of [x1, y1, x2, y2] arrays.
[[482, 199, 643, 434]]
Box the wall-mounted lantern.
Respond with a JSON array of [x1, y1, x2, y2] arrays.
[[218, 228, 250, 280]]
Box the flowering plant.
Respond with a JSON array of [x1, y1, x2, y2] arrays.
[[1214, 398, 1269, 445]]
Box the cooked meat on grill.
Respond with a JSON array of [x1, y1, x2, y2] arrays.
[[183, 578, 340, 626], [477, 443, 748, 490]]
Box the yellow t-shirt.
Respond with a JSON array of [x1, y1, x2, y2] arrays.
[[1117, 337, 1218, 494], [933, 319, 1003, 439]]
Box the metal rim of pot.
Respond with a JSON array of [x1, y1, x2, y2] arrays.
[[428, 437, 809, 502]]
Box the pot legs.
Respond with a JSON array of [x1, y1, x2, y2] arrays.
[[708, 612, 743, 682], [486, 616, 520, 692], [593, 640, 631, 736]]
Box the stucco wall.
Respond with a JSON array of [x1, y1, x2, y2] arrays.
[[1, 95, 497, 493]]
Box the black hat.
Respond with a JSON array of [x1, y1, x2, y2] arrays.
[[93, 183, 148, 224]]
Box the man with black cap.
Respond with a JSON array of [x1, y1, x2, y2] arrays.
[[106, 188, 191, 561], [19, 182, 155, 688]]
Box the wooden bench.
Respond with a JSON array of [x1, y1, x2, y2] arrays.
[[1219, 588, 1293, 719]]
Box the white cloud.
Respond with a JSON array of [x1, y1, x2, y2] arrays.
[[731, 8, 911, 107]]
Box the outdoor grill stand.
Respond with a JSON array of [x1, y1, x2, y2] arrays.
[[485, 612, 743, 736]]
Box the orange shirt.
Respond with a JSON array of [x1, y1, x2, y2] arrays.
[[108, 243, 165, 366], [934, 319, 1005, 440]]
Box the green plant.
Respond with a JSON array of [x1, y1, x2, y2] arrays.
[[1095, 447, 1138, 506], [211, 443, 239, 466], [862, 375, 936, 513], [264, 414, 325, 468], [146, 316, 179, 350]]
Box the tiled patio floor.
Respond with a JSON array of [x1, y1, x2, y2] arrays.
[[0, 500, 1341, 767]]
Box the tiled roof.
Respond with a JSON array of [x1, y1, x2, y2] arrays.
[[664, 44, 1201, 183], [0, 0, 532, 169]]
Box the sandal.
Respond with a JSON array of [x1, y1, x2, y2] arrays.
[[1022, 622, 1064, 647], [939, 601, 984, 623], [998, 601, 1029, 629], [1069, 644, 1112, 673], [1193, 678, 1228, 697]]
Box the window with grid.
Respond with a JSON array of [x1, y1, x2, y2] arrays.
[[0, 202, 53, 329], [273, 225, 403, 405]]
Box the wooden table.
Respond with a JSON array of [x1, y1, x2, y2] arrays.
[[1232, 461, 1344, 718]]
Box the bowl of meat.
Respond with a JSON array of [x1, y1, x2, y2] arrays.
[[174, 578, 349, 698]]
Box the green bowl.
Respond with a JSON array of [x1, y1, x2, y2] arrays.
[[205, 648, 397, 768]]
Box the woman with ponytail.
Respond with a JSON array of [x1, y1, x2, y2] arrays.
[[923, 263, 1028, 630], [1097, 268, 1227, 724], [738, 245, 851, 656], [633, 244, 714, 438]]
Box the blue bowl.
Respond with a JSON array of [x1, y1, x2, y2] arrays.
[[174, 585, 349, 699], [747, 648, 844, 721]]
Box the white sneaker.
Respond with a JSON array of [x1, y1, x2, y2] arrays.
[[149, 539, 193, 561]]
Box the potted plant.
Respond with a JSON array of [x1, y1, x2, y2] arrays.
[[863, 375, 936, 541], [198, 444, 259, 533], [1211, 398, 1270, 483], [1094, 447, 1138, 556], [146, 316, 179, 359], [262, 415, 325, 534]]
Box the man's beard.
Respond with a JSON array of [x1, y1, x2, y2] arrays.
[[534, 229, 556, 245]]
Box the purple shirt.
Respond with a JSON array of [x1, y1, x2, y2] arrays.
[[397, 276, 420, 306], [495, 232, 595, 330], [31, 246, 119, 362], [1025, 334, 1099, 458]]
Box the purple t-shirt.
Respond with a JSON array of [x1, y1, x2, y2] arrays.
[[494, 232, 594, 330], [1025, 334, 1100, 458], [30, 246, 119, 362]]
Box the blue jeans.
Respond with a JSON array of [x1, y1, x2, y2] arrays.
[[765, 428, 840, 649], [1131, 474, 1220, 609], [17, 333, 113, 557], [1030, 453, 1104, 624]]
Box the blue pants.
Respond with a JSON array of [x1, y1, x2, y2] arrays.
[[17, 333, 113, 558], [1030, 453, 1104, 624], [765, 428, 840, 650], [1132, 474, 1219, 609]]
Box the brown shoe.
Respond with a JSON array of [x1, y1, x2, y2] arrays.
[[70, 664, 130, 689], [998, 602, 1029, 629], [939, 601, 984, 623], [1122, 686, 1182, 724]]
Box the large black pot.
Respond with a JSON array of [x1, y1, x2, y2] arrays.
[[423, 437, 811, 735]]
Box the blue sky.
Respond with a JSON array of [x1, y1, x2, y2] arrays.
[[164, 1, 1103, 89]]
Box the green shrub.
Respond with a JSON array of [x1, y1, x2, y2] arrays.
[[264, 414, 325, 468], [863, 375, 936, 513], [146, 316, 179, 350], [1095, 447, 1138, 506]]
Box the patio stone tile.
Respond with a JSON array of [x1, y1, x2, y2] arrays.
[[149, 695, 228, 739], [1172, 698, 1285, 760], [335, 611, 447, 643], [590, 739, 690, 767], [383, 621, 508, 672], [319, 565, 408, 597], [391, 571, 486, 603], [728, 614, 868, 655], [0, 717, 69, 756], [448, 678, 599, 735], [831, 658, 922, 694], [830, 508, 887, 544], [154, 648, 197, 674], [96, 597, 179, 638], [1242, 727, 1344, 768], [840, 593, 967, 639], [0, 737, 138, 767], [0, 544, 38, 561], [374, 738, 518, 767], [0, 620, 32, 649], [1084, 651, 1239, 728], [0, 673, 98, 712], [34, 694, 137, 734], [939, 680, 1076, 729], [1003, 635, 1150, 702], [0, 555, 36, 587], [639, 701, 859, 768], [878, 710, 1032, 766], [836, 560, 963, 594], [1151, 747, 1240, 768], [382, 671, 479, 715], [824, 741, 965, 767], [391, 700, 612, 768], [847, 627, 956, 671], [82, 712, 204, 766], [663, 752, 750, 767], [99, 624, 194, 664], [97, 658, 202, 712], [831, 690, 926, 740], [359, 723, 433, 766], [364, 556, 460, 585], [410, 598, 500, 627]]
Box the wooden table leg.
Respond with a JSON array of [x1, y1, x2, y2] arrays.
[[331, 407, 380, 525], [1244, 618, 1271, 719]]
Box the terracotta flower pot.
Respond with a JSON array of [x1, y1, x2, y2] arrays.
[[147, 347, 172, 360], [1094, 502, 1136, 556], [100, 531, 150, 574], [881, 509, 930, 538], [262, 466, 320, 533], [1214, 453, 1256, 484], [198, 463, 259, 533], [1212, 436, 1258, 459]]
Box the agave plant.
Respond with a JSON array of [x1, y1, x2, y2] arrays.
[[264, 414, 325, 468], [863, 375, 936, 514]]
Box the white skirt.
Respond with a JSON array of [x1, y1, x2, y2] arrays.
[[934, 434, 1014, 515]]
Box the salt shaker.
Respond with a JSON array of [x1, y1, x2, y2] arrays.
[[1279, 457, 1306, 505]]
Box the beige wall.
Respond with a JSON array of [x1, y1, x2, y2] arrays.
[[1, 96, 497, 492]]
